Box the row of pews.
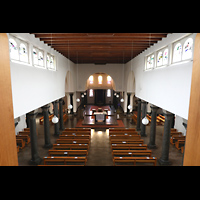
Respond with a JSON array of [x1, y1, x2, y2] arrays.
[[109, 128, 157, 166], [132, 112, 165, 125], [39, 128, 91, 166], [16, 128, 31, 152], [39, 113, 68, 125], [169, 128, 185, 153]]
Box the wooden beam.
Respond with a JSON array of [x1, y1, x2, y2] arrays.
[[33, 33, 168, 38]]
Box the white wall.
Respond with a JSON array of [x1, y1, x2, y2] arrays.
[[126, 33, 196, 120], [174, 115, 187, 136], [9, 33, 75, 119], [14, 114, 27, 135]]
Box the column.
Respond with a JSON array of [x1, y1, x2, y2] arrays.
[[26, 113, 30, 128], [28, 111, 42, 165], [136, 99, 141, 131], [127, 93, 131, 114], [148, 105, 159, 149], [158, 110, 173, 166], [70, 93, 74, 114], [171, 114, 175, 128], [59, 98, 64, 131], [123, 91, 127, 114], [42, 104, 52, 149], [53, 100, 60, 136], [140, 100, 147, 137]]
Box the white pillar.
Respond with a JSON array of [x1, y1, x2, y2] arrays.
[[130, 93, 134, 112], [124, 91, 127, 113], [73, 92, 77, 113]]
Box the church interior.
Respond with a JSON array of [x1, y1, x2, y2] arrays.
[[1, 32, 200, 166]]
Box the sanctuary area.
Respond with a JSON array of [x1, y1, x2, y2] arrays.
[[0, 33, 199, 166]]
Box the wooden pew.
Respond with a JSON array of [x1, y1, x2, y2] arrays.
[[113, 157, 157, 166], [109, 131, 138, 136], [110, 139, 144, 145], [110, 135, 141, 140], [16, 135, 30, 145], [146, 115, 151, 123], [61, 131, 91, 136], [147, 114, 160, 123], [111, 144, 147, 150], [170, 135, 185, 145], [56, 139, 90, 145], [17, 146, 19, 153], [109, 128, 136, 132], [16, 139, 25, 149], [171, 128, 177, 132], [157, 116, 165, 123], [43, 156, 87, 166], [18, 131, 30, 136], [63, 114, 68, 123], [170, 132, 183, 136], [48, 150, 88, 157], [175, 140, 185, 150], [38, 165, 84, 166], [131, 114, 137, 124], [53, 144, 89, 150], [64, 128, 91, 132], [24, 128, 30, 131], [40, 114, 54, 125], [59, 135, 90, 140], [181, 146, 184, 154], [112, 150, 152, 158], [159, 114, 165, 120]]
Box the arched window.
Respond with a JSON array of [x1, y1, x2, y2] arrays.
[[163, 48, 168, 65], [33, 48, 38, 65], [182, 38, 193, 60], [150, 54, 154, 68], [89, 75, 93, 84], [50, 56, 54, 69], [47, 55, 50, 68], [98, 75, 102, 84], [157, 51, 163, 67], [9, 38, 19, 60], [38, 51, 44, 66], [89, 89, 93, 97], [173, 43, 182, 63], [19, 43, 28, 63], [107, 75, 111, 84], [107, 89, 111, 97], [146, 56, 151, 69]]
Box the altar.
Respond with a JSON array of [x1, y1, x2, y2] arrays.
[[94, 111, 107, 123]]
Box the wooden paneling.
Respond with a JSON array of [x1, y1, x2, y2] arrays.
[[0, 33, 18, 166], [183, 33, 200, 166], [31, 33, 169, 64]]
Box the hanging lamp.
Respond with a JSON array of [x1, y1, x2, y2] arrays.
[[142, 116, 149, 125]]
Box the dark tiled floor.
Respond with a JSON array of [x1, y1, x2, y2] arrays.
[[17, 114, 183, 166]]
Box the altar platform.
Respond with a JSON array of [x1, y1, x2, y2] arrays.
[[82, 105, 118, 126]]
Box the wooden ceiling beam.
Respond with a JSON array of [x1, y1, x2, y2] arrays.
[[30, 33, 169, 64], [41, 38, 161, 43], [33, 33, 168, 38]]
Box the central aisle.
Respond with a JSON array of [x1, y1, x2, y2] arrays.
[[86, 129, 113, 166]]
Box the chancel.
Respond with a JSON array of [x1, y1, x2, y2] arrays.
[[1, 33, 200, 166]]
